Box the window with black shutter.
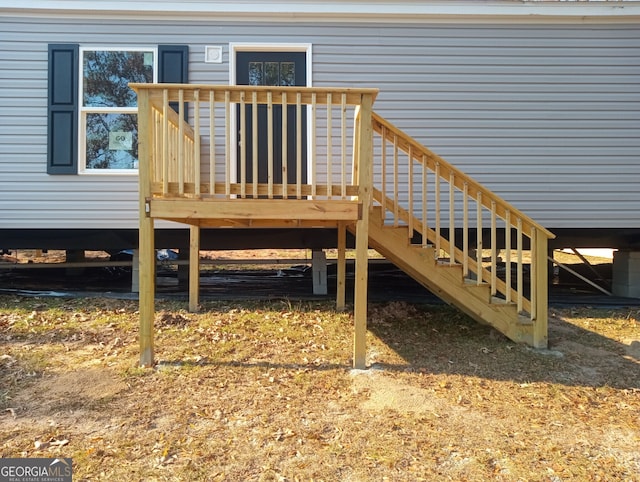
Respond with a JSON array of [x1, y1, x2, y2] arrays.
[[47, 44, 188, 174]]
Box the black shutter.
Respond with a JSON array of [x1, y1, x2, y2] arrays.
[[158, 45, 189, 120], [47, 44, 78, 174]]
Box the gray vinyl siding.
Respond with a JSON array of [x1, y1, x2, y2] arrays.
[[0, 17, 638, 230]]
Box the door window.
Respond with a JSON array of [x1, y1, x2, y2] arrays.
[[248, 61, 296, 86]]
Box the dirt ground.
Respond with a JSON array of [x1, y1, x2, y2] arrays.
[[1, 294, 639, 481]]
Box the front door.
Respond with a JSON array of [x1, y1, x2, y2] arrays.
[[236, 51, 307, 190]]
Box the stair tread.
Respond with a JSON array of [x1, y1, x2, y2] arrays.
[[490, 296, 516, 306], [517, 313, 534, 325], [463, 278, 489, 287], [437, 261, 463, 268]]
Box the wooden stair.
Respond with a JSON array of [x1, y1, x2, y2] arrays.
[[358, 206, 542, 346]]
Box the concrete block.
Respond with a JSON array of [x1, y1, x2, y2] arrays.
[[612, 250, 640, 298], [312, 249, 328, 296]]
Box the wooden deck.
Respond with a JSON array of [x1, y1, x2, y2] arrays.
[[132, 83, 554, 369]]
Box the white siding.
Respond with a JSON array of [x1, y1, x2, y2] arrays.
[[0, 17, 638, 230]]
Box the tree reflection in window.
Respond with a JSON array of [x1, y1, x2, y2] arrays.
[[248, 61, 295, 86], [86, 113, 138, 169], [83, 51, 153, 108]]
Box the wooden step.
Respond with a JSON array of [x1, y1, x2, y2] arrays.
[[363, 209, 538, 347]]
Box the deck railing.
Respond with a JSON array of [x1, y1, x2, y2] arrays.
[[132, 84, 378, 201], [371, 113, 555, 322]]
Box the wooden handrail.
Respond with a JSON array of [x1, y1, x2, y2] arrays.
[[372, 112, 554, 240], [131, 83, 379, 106], [371, 111, 553, 329]]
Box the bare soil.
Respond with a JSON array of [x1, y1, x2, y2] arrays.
[[1, 294, 639, 481]]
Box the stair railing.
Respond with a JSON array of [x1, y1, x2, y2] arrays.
[[132, 84, 378, 201], [371, 112, 555, 328]]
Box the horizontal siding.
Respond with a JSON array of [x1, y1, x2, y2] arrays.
[[0, 17, 638, 234]]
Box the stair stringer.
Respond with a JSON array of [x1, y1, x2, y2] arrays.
[[361, 210, 539, 346]]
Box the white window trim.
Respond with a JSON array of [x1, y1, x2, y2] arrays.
[[228, 43, 313, 186], [78, 46, 158, 175]]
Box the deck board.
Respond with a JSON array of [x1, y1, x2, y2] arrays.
[[148, 198, 362, 222]]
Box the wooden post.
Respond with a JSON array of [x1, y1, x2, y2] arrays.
[[137, 89, 156, 368], [353, 93, 374, 370], [189, 224, 200, 313], [336, 221, 347, 311], [532, 229, 549, 349]]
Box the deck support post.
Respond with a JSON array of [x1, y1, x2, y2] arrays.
[[137, 89, 156, 367], [532, 229, 549, 348], [353, 93, 374, 370], [139, 217, 156, 367], [189, 225, 200, 312], [336, 221, 347, 310]]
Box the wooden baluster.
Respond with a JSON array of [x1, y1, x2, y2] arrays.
[[449, 172, 455, 265], [239, 91, 246, 198], [408, 146, 414, 239], [393, 134, 399, 226], [463, 182, 469, 277], [341, 93, 347, 199], [476, 192, 483, 285], [351, 105, 361, 197], [530, 228, 537, 321], [167, 122, 173, 186], [491, 201, 497, 296], [281, 91, 288, 199], [154, 108, 161, 187], [296, 92, 302, 199], [224, 90, 231, 198], [505, 210, 512, 303], [381, 127, 387, 215], [178, 89, 184, 196], [193, 89, 201, 197], [209, 90, 215, 196], [185, 139, 191, 190], [267, 91, 274, 199], [517, 217, 523, 313], [252, 91, 258, 198], [421, 154, 428, 248], [435, 162, 441, 256], [326, 93, 333, 199], [311, 93, 317, 199], [162, 89, 169, 195]]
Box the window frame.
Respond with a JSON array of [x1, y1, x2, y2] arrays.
[[78, 46, 158, 175]]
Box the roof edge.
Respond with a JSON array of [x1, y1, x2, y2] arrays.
[[2, 1, 640, 24]]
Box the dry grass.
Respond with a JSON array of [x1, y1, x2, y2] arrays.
[[1, 295, 639, 481]]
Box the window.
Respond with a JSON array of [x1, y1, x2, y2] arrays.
[[79, 49, 156, 173], [47, 44, 188, 175], [248, 61, 296, 86]]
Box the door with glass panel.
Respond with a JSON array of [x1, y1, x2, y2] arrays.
[[236, 51, 307, 191]]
